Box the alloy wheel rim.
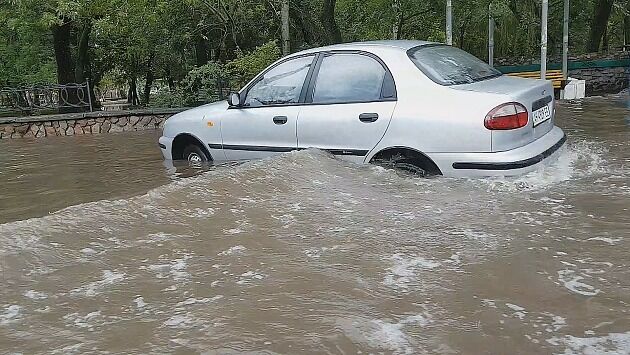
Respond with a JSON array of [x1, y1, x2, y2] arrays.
[[187, 152, 203, 163]]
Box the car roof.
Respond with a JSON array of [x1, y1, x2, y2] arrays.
[[291, 40, 438, 56]]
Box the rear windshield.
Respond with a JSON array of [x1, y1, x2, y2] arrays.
[[408, 45, 502, 86]]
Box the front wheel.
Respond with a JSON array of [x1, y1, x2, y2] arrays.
[[182, 144, 209, 164]]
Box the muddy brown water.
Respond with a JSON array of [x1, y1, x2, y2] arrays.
[[0, 97, 628, 354]]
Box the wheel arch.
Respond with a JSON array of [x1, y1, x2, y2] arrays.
[[171, 133, 213, 161], [368, 146, 442, 176]]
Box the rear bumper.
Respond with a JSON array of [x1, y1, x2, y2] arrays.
[[158, 136, 174, 160], [431, 126, 566, 177]]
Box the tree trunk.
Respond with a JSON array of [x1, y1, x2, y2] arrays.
[[321, 0, 341, 44], [143, 53, 155, 106], [75, 21, 98, 110], [52, 17, 75, 85], [602, 25, 609, 51], [128, 77, 139, 106], [587, 0, 614, 52], [51, 16, 78, 113], [165, 69, 176, 91], [625, 15, 630, 49], [195, 36, 209, 66], [291, 2, 315, 44]]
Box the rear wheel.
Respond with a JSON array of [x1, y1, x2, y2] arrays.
[[370, 148, 441, 177], [391, 158, 427, 176], [182, 144, 209, 164], [376, 154, 427, 177]]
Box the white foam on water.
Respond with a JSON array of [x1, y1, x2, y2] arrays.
[[224, 228, 244, 235], [163, 314, 194, 328], [184, 207, 215, 218], [587, 236, 622, 245], [367, 314, 432, 354], [175, 295, 223, 307], [383, 253, 441, 290], [547, 331, 630, 355], [505, 303, 528, 320], [133, 296, 147, 309], [218, 245, 246, 256], [63, 311, 102, 329], [481, 299, 497, 308], [146, 255, 191, 281], [0, 305, 23, 325], [557, 269, 601, 297], [304, 245, 341, 259], [236, 270, 266, 285], [70, 270, 126, 297], [474, 140, 609, 193], [137, 232, 180, 244], [80, 248, 97, 255], [23, 290, 48, 300], [549, 315, 567, 332]]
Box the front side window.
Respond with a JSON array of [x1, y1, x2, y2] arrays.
[[312, 54, 386, 104], [408, 45, 502, 86], [244, 55, 314, 107]]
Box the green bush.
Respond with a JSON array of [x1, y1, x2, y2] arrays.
[[150, 41, 281, 108], [179, 61, 228, 105], [226, 41, 281, 88]]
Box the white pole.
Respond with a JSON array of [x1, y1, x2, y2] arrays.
[[541, 0, 548, 80], [446, 0, 453, 45], [489, 4, 494, 66], [562, 0, 570, 80], [281, 0, 290, 56]]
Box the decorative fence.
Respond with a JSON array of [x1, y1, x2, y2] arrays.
[[0, 82, 93, 116]]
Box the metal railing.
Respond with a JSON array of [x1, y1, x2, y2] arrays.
[[0, 82, 93, 116]]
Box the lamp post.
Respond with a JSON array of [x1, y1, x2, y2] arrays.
[[541, 0, 549, 79], [446, 0, 453, 45], [489, 3, 495, 66]]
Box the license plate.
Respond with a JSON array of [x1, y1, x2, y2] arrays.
[[532, 105, 551, 127]]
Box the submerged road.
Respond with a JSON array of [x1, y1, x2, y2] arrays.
[[0, 96, 628, 353]]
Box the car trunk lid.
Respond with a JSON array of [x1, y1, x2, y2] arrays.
[[453, 75, 555, 152]]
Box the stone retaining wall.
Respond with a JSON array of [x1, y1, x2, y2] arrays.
[[0, 109, 186, 139], [568, 67, 630, 95], [497, 51, 630, 95]]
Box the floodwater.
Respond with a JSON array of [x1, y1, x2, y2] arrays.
[[0, 97, 628, 354]]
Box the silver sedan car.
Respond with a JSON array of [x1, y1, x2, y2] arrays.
[[159, 40, 566, 177]]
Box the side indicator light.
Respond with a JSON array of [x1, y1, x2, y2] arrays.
[[207, 121, 214, 127]]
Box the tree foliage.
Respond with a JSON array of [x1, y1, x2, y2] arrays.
[[2, 0, 630, 106]]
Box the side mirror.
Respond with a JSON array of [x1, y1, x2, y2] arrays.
[[228, 92, 241, 107]]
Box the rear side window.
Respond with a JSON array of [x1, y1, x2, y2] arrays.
[[312, 54, 386, 104], [408, 45, 501, 86]]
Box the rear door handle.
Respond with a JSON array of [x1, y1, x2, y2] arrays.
[[359, 113, 379, 122], [273, 116, 288, 125]]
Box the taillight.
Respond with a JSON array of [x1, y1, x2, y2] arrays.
[[484, 103, 529, 130]]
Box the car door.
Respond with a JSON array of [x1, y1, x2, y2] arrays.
[[297, 52, 397, 163], [220, 54, 316, 160]]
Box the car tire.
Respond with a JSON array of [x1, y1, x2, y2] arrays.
[[391, 158, 427, 177], [182, 144, 209, 164]]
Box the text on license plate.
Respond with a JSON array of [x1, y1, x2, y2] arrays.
[[532, 105, 551, 127]]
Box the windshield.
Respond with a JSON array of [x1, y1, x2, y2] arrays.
[[408, 45, 502, 86]]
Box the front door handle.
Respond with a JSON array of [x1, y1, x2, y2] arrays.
[[273, 116, 288, 125], [359, 113, 379, 122]]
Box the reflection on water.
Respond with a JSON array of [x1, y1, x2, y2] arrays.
[[0, 97, 629, 354]]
